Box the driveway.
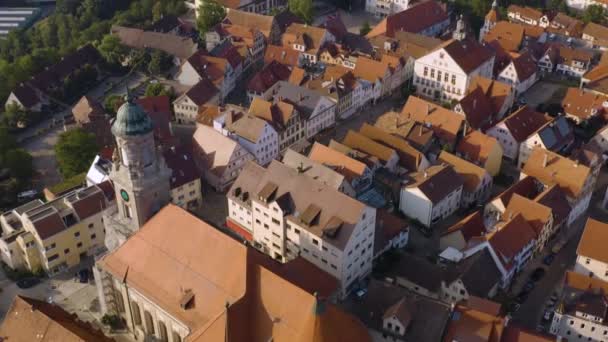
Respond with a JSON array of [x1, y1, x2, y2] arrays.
[[23, 123, 64, 190]]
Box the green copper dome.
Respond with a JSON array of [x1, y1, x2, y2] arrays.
[[111, 97, 154, 137]]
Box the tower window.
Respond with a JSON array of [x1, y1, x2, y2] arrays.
[[124, 204, 132, 219]]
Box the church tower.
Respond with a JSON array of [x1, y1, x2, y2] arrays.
[[480, 0, 499, 42], [104, 94, 171, 250], [453, 14, 467, 41]]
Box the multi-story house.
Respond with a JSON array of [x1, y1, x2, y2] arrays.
[[562, 88, 608, 125], [438, 151, 493, 209], [400, 165, 464, 227], [456, 131, 504, 177], [265, 81, 336, 139], [582, 22, 608, 51], [503, 194, 554, 253], [196, 0, 287, 16], [496, 52, 538, 96], [281, 23, 335, 64], [227, 160, 376, 297], [359, 123, 429, 173], [518, 116, 574, 168], [192, 124, 254, 191], [308, 142, 375, 194], [248, 96, 305, 152], [574, 218, 608, 281], [486, 213, 537, 288], [567, 0, 608, 10], [413, 18, 495, 102], [213, 110, 279, 166], [172, 78, 220, 124], [176, 50, 241, 100], [486, 106, 552, 161], [507, 5, 553, 27], [205, 22, 265, 70], [400, 96, 466, 149], [0, 183, 110, 274], [550, 271, 608, 341], [459, 76, 514, 121], [340, 130, 400, 173], [95, 204, 370, 342], [282, 149, 357, 197], [366, 0, 450, 37], [221, 9, 294, 45], [364, 0, 412, 18], [554, 45, 594, 78], [246, 61, 293, 103], [163, 145, 203, 211], [521, 147, 596, 225]]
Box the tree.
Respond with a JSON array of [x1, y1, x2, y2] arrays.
[[152, 1, 163, 22], [288, 0, 313, 24], [104, 94, 124, 113], [144, 83, 173, 97], [1, 103, 29, 128], [4, 149, 33, 181], [359, 21, 371, 36], [0, 126, 16, 158], [55, 128, 99, 178], [147, 50, 172, 75], [196, 0, 226, 38], [583, 4, 605, 24], [98, 34, 127, 65]]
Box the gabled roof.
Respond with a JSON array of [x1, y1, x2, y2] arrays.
[[341, 130, 396, 163], [248, 97, 295, 130], [163, 144, 199, 189], [308, 142, 368, 182], [577, 218, 608, 263], [456, 131, 501, 165], [282, 24, 329, 53], [555, 44, 593, 67], [72, 96, 105, 124], [507, 51, 537, 81], [8, 83, 40, 108], [457, 86, 495, 130], [583, 22, 608, 47], [400, 96, 465, 144], [488, 214, 536, 265], [407, 164, 463, 204], [443, 303, 505, 342], [483, 21, 524, 52], [185, 50, 230, 84], [438, 151, 489, 193], [522, 147, 591, 198], [374, 111, 435, 150], [264, 45, 301, 66], [491, 176, 540, 208], [247, 60, 293, 93], [0, 296, 112, 341], [495, 106, 551, 142], [223, 9, 274, 37], [353, 56, 390, 83], [193, 125, 250, 176], [358, 123, 424, 171], [282, 149, 346, 191], [534, 185, 571, 226], [366, 0, 448, 38], [437, 38, 495, 74], [183, 78, 219, 106], [443, 211, 486, 243], [226, 112, 269, 144], [562, 87, 608, 121], [503, 194, 552, 238]]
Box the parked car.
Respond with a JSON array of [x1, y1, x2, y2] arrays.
[[531, 268, 546, 282], [16, 277, 40, 289], [543, 254, 556, 266], [355, 288, 368, 300], [17, 190, 37, 202], [78, 269, 90, 283]]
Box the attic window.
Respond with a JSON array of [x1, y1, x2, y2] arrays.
[[179, 289, 195, 310]]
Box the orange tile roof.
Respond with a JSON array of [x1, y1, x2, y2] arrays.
[[577, 218, 608, 263], [503, 194, 552, 238], [438, 151, 488, 193], [583, 22, 608, 47], [400, 96, 464, 144], [353, 56, 390, 83], [282, 24, 328, 54], [264, 45, 301, 67], [0, 296, 113, 341], [308, 142, 368, 181], [483, 21, 524, 52], [564, 270, 608, 293], [522, 147, 591, 198], [342, 130, 396, 163], [366, 0, 448, 38], [562, 87, 608, 121], [497, 106, 552, 142], [443, 305, 505, 342], [359, 123, 424, 171], [488, 214, 536, 265], [456, 131, 501, 165]]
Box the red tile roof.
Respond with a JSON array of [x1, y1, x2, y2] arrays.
[[247, 61, 293, 93], [367, 0, 448, 38], [498, 106, 552, 142]]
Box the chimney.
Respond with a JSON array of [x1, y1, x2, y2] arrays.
[[542, 153, 548, 167]]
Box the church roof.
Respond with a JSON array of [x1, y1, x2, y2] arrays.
[[111, 97, 154, 137]]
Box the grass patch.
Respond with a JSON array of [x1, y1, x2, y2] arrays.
[[48, 172, 86, 195]]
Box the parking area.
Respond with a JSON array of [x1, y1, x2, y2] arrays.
[[520, 81, 567, 109]]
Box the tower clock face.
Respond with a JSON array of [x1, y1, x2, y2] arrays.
[[120, 189, 130, 202]]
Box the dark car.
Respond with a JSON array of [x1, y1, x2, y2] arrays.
[[531, 267, 546, 282], [523, 281, 535, 293], [78, 269, 90, 283], [543, 254, 556, 266], [16, 277, 40, 289]]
